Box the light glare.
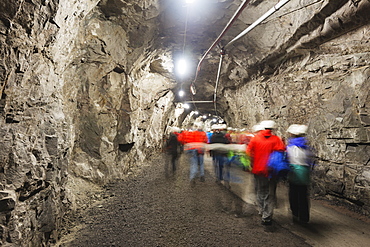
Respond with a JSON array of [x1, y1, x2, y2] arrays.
[[176, 58, 188, 76], [179, 90, 185, 97]]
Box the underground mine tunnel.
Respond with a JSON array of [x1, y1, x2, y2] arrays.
[[0, 0, 369, 246]]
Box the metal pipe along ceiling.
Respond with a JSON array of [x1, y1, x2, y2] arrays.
[[192, 0, 253, 86], [191, 0, 292, 94], [213, 51, 225, 115], [225, 0, 292, 48]]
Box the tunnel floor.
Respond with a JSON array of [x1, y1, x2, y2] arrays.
[[57, 152, 369, 247], [58, 152, 309, 246]]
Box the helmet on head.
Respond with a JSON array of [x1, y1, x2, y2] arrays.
[[211, 124, 219, 130], [193, 122, 203, 130], [260, 120, 276, 129], [297, 125, 308, 135], [287, 124, 308, 135], [252, 124, 264, 132], [171, 127, 181, 133], [287, 124, 301, 135]]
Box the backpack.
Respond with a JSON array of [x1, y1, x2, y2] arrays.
[[267, 151, 290, 179]]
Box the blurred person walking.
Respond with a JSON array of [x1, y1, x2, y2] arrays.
[[286, 124, 314, 224], [178, 122, 208, 185], [164, 127, 181, 177], [210, 124, 230, 187], [247, 120, 286, 225]]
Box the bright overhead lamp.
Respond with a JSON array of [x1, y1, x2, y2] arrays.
[[176, 58, 188, 76], [183, 103, 190, 109], [178, 90, 185, 97]]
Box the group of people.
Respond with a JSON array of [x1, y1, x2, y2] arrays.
[[164, 120, 314, 226]]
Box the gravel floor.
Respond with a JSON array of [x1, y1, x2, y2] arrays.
[[58, 153, 311, 247]]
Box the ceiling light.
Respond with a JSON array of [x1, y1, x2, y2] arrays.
[[176, 58, 188, 76], [178, 90, 185, 97]]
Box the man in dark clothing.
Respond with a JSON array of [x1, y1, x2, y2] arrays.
[[165, 127, 180, 176], [210, 124, 230, 186]]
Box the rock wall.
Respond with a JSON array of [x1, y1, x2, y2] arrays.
[[0, 0, 369, 246], [0, 0, 178, 246], [222, 3, 370, 215]]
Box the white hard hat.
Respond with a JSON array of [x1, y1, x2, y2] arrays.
[[193, 122, 203, 128], [287, 124, 308, 135], [287, 124, 301, 135], [260, 120, 276, 129], [297, 125, 308, 135], [212, 124, 219, 130], [171, 127, 181, 133], [252, 124, 264, 132]]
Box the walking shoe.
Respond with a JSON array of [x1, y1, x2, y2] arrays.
[[261, 219, 272, 225], [261, 216, 272, 225], [200, 176, 205, 182], [190, 179, 196, 187], [224, 181, 231, 189]]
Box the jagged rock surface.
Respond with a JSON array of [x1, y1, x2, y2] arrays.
[[0, 0, 369, 246]]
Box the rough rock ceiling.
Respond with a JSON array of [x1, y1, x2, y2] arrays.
[[149, 0, 370, 117], [92, 0, 370, 119]]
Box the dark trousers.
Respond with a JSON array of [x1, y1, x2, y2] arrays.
[[214, 155, 228, 181], [289, 183, 310, 223], [165, 153, 178, 177]]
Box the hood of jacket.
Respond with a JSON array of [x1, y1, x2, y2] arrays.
[[288, 137, 307, 149]]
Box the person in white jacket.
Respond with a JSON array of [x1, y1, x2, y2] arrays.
[[286, 124, 314, 224]]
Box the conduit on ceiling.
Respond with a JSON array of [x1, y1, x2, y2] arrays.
[[213, 49, 225, 115], [190, 0, 292, 97], [188, 0, 293, 123], [192, 0, 253, 90], [224, 0, 291, 48]]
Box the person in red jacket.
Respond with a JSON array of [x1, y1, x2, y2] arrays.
[[178, 122, 208, 185], [246, 120, 286, 225]]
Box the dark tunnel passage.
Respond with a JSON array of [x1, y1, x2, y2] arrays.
[[0, 0, 369, 246]]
